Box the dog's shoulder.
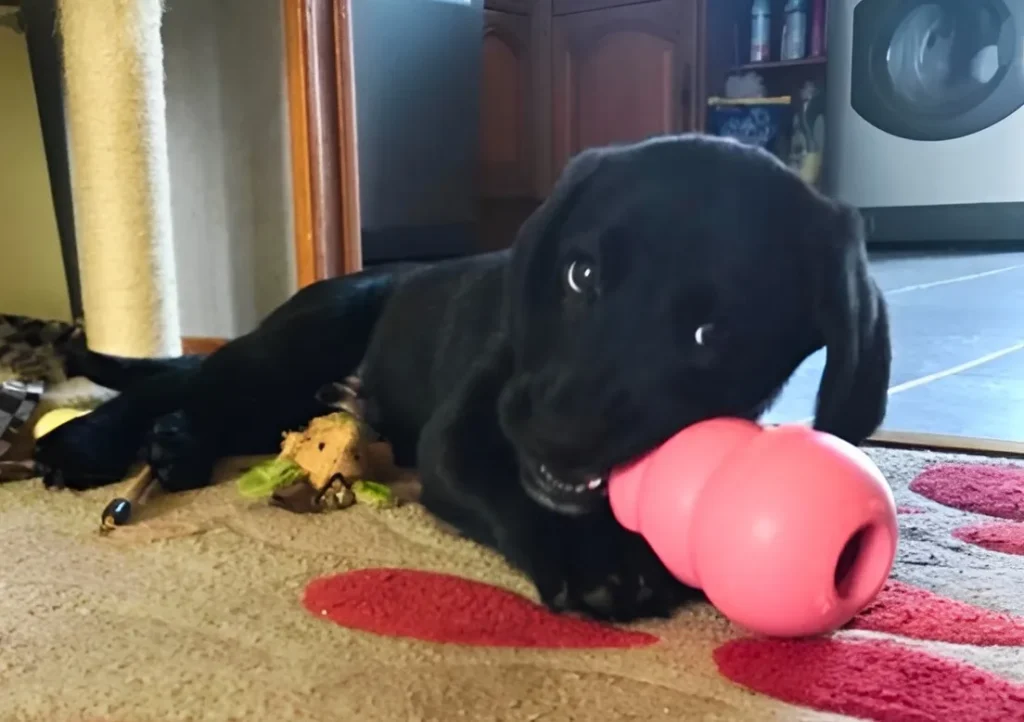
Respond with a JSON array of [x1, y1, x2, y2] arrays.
[[395, 250, 510, 289], [360, 250, 514, 440], [386, 250, 510, 322], [370, 249, 511, 364]]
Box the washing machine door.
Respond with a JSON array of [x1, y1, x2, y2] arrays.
[[851, 0, 1024, 141]]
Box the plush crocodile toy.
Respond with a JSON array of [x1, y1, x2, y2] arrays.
[[237, 379, 400, 514]]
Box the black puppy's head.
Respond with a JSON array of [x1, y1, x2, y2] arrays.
[[498, 135, 890, 515]]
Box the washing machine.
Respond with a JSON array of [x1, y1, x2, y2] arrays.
[[826, 0, 1024, 242]]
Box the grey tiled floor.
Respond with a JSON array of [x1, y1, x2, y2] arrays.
[[764, 250, 1024, 442]]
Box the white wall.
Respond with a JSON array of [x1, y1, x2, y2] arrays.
[[163, 0, 296, 339]]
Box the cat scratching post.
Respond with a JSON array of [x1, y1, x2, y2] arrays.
[[59, 0, 181, 357]]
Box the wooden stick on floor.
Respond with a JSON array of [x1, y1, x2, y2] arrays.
[[100, 464, 157, 532]]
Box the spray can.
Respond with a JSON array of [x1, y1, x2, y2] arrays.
[[810, 0, 826, 56], [781, 0, 808, 61], [751, 0, 771, 63]]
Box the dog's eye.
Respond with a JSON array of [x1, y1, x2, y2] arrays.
[[565, 259, 597, 295], [694, 323, 714, 346]]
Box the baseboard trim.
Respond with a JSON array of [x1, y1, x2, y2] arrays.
[[861, 202, 1024, 243], [181, 337, 228, 355], [867, 430, 1024, 458]]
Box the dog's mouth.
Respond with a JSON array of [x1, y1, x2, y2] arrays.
[[519, 457, 608, 516]]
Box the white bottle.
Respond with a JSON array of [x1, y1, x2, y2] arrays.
[[751, 0, 771, 63], [781, 0, 808, 61]]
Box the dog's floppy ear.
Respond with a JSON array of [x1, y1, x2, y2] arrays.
[[503, 148, 604, 346], [809, 200, 891, 445]]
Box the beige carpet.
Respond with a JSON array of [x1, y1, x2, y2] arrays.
[[2, 446, 1023, 722]]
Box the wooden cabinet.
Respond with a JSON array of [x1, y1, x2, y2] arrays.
[[478, 0, 705, 247], [479, 8, 533, 198], [551, 0, 700, 177], [479, 0, 704, 198], [479, 0, 552, 200]]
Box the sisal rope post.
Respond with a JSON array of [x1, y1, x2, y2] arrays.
[[58, 0, 181, 358]]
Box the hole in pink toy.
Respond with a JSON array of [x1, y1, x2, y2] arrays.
[[834, 525, 872, 600]]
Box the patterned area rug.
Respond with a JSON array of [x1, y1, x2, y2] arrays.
[[0, 314, 77, 386], [0, 317, 114, 471], [0, 446, 1022, 721]]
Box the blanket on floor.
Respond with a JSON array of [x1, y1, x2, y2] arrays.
[[1, 446, 1022, 721]]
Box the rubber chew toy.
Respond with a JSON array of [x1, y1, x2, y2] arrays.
[[609, 418, 898, 637]]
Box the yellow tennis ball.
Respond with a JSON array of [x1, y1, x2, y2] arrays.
[[34, 408, 91, 439]]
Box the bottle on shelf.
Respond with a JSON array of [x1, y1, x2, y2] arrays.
[[810, 0, 826, 57], [750, 0, 771, 63], [781, 0, 808, 61]]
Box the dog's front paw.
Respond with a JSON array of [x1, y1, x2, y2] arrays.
[[34, 412, 138, 490], [142, 411, 216, 492], [529, 514, 697, 623]]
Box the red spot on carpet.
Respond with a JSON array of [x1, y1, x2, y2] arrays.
[[303, 568, 658, 648], [847, 580, 1024, 646], [897, 505, 926, 515], [909, 464, 1024, 520], [714, 637, 1024, 722], [953, 521, 1024, 556]]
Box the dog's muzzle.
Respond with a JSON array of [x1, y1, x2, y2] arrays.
[[519, 456, 608, 516]]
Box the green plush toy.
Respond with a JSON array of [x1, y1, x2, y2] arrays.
[[236, 458, 307, 500]]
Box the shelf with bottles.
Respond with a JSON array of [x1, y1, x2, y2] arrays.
[[704, 0, 830, 189], [743, 0, 828, 69]]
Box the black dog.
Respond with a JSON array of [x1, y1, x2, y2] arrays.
[[35, 135, 891, 622]]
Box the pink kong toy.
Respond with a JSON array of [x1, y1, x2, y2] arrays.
[[609, 418, 898, 638]]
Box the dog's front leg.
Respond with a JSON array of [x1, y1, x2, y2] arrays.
[[418, 404, 694, 621], [415, 346, 561, 587], [416, 346, 695, 622]]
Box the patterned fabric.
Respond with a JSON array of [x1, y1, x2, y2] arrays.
[[0, 313, 78, 385], [0, 314, 78, 463], [0, 379, 44, 459]]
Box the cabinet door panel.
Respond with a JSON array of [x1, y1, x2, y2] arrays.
[[575, 30, 675, 146], [480, 9, 534, 197], [552, 0, 698, 179]]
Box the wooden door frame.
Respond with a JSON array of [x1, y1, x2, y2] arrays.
[[283, 0, 362, 287]]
